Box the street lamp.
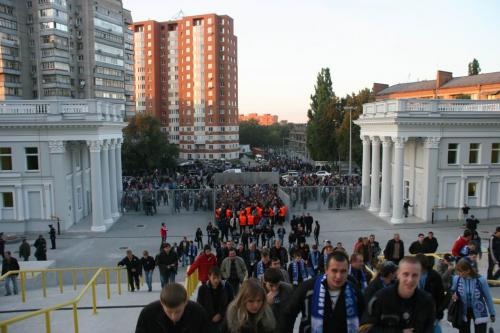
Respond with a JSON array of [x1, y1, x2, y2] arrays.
[[343, 106, 356, 179]]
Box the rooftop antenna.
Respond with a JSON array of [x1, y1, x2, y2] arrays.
[[172, 10, 185, 20]]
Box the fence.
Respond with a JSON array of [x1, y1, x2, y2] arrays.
[[280, 185, 362, 212]]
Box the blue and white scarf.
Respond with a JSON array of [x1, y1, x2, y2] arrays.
[[256, 260, 266, 279], [349, 266, 367, 290], [310, 251, 319, 270], [311, 274, 359, 333], [188, 244, 197, 257], [455, 277, 489, 324], [292, 259, 309, 285]]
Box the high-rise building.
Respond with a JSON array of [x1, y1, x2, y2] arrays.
[[0, 0, 134, 116], [131, 14, 239, 160]]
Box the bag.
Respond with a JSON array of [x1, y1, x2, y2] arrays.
[[447, 293, 466, 329]]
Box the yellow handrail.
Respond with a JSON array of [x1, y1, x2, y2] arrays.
[[0, 267, 125, 303], [0, 267, 125, 333]]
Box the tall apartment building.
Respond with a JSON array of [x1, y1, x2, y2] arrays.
[[0, 0, 135, 116], [131, 14, 239, 160]]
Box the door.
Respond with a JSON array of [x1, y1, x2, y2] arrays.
[[446, 183, 457, 207], [28, 191, 42, 219]]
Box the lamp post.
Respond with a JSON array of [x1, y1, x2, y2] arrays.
[[343, 106, 356, 179]]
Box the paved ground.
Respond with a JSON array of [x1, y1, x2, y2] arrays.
[[2, 204, 500, 331]]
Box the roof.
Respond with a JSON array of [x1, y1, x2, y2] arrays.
[[377, 71, 500, 95]]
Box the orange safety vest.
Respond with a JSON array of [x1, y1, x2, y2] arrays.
[[279, 206, 286, 217], [269, 208, 274, 216], [257, 207, 263, 217], [215, 208, 221, 218], [239, 214, 247, 226], [225, 209, 232, 219], [247, 214, 255, 226], [245, 206, 251, 216]]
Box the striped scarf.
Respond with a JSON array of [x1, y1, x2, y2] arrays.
[[256, 260, 265, 279], [292, 259, 308, 285]]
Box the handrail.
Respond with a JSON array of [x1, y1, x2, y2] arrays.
[[0, 267, 125, 303], [0, 267, 124, 333]]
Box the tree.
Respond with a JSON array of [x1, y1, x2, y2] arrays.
[[336, 88, 375, 169], [307, 68, 338, 161], [468, 58, 481, 75], [122, 114, 178, 175], [239, 120, 293, 148]]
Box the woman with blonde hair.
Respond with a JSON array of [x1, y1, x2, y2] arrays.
[[221, 278, 276, 333]]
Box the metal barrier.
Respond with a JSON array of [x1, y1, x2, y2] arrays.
[[0, 267, 125, 303], [0, 267, 125, 333], [280, 185, 362, 212], [364, 252, 500, 304]]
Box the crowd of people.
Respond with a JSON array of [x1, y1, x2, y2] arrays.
[[129, 210, 500, 333]]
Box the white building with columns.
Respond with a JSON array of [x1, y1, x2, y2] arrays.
[[0, 100, 125, 232], [355, 99, 500, 223]]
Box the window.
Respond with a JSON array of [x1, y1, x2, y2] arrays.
[[0, 147, 12, 170], [468, 182, 477, 197], [25, 147, 39, 170], [2, 192, 13, 208], [492, 143, 500, 164], [448, 143, 458, 164], [469, 143, 480, 164]]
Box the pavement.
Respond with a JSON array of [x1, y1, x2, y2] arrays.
[[2, 203, 500, 332]]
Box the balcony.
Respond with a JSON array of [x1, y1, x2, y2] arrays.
[[362, 99, 500, 118], [0, 99, 124, 123]]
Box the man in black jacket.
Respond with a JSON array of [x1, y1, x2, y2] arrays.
[[196, 266, 234, 332], [364, 261, 397, 304], [270, 239, 288, 268], [409, 234, 426, 254], [140, 250, 156, 292], [361, 256, 436, 333], [283, 251, 365, 333], [2, 251, 20, 296], [383, 233, 404, 265], [264, 268, 294, 333], [488, 226, 500, 280], [416, 254, 445, 324], [136, 283, 211, 333], [156, 243, 178, 288], [118, 250, 141, 292], [422, 231, 439, 253]]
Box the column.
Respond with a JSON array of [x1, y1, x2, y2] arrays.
[[361, 136, 371, 207], [391, 137, 407, 224], [481, 176, 489, 207], [379, 137, 392, 217], [459, 176, 467, 208], [115, 138, 123, 193], [87, 140, 105, 232], [421, 137, 440, 221], [101, 140, 113, 225], [48, 141, 67, 226], [369, 136, 381, 211], [15, 184, 24, 221], [109, 139, 119, 218]]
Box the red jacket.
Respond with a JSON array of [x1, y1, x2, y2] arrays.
[[186, 253, 217, 283], [451, 236, 469, 257]]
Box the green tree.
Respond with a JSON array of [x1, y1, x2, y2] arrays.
[[336, 88, 375, 169], [122, 114, 178, 175], [307, 68, 338, 161], [468, 58, 481, 75], [239, 120, 292, 149]]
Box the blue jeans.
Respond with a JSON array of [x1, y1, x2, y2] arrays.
[[5, 276, 18, 295], [144, 270, 153, 291], [160, 270, 176, 288]]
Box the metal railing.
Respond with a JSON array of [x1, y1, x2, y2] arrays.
[[0, 267, 125, 333]]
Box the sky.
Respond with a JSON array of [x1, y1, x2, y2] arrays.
[[123, 0, 500, 123]]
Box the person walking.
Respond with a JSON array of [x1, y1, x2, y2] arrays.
[[221, 278, 276, 333], [283, 251, 365, 333], [363, 261, 397, 304], [451, 258, 496, 333], [195, 227, 203, 249], [187, 244, 217, 284], [2, 251, 20, 296], [423, 231, 439, 253], [383, 233, 405, 265], [462, 203, 470, 222], [156, 243, 178, 287], [140, 250, 155, 292], [488, 227, 500, 280], [19, 238, 31, 261], [220, 248, 247, 295], [49, 224, 56, 249], [362, 256, 436, 332], [33, 234, 47, 261], [403, 199, 412, 218], [313, 220, 320, 246], [118, 249, 141, 292], [0, 232, 5, 259], [263, 268, 293, 333], [135, 283, 211, 333], [409, 233, 427, 254], [160, 223, 168, 244], [466, 215, 480, 232], [197, 267, 234, 332]]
